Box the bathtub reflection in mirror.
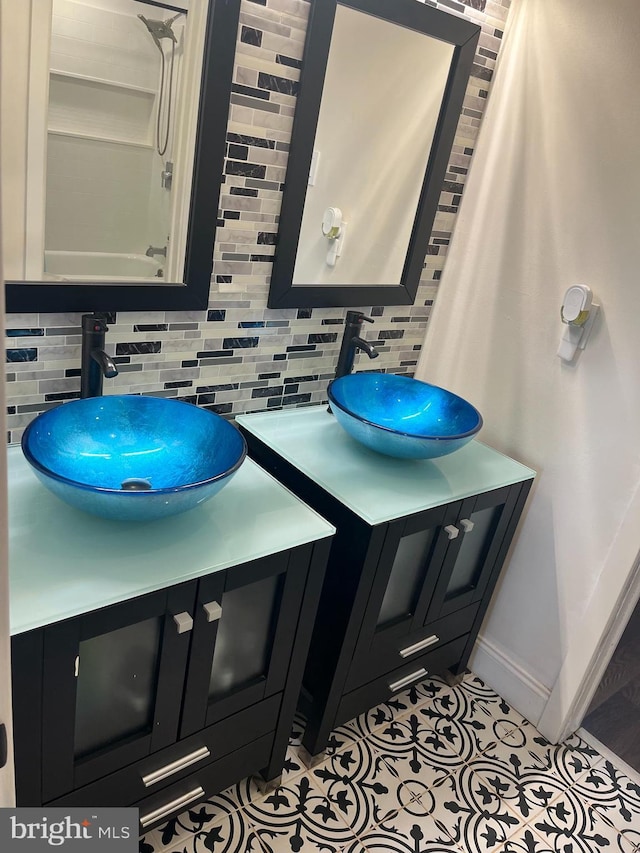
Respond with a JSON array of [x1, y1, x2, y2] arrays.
[[3, 0, 236, 312], [40, 0, 191, 283], [42, 0, 189, 282]]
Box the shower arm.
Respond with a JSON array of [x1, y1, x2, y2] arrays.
[[138, 13, 180, 45], [133, 0, 187, 14]]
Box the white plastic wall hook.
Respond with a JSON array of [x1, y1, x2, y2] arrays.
[[322, 207, 346, 267], [322, 207, 342, 239], [557, 285, 600, 362], [326, 221, 347, 267], [561, 285, 592, 325]]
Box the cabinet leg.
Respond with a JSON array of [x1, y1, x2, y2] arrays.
[[254, 773, 282, 794], [443, 668, 466, 687], [297, 745, 326, 770], [300, 705, 335, 760]]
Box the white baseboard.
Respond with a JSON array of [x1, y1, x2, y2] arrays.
[[469, 633, 551, 732]]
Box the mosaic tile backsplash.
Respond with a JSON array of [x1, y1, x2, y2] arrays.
[[5, 0, 511, 444]]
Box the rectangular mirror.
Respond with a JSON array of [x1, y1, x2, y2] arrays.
[[267, 0, 480, 309], [3, 0, 240, 313]]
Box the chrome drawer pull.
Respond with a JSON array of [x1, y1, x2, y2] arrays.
[[173, 612, 194, 634], [203, 600, 223, 623], [142, 746, 211, 788], [140, 786, 205, 828], [388, 667, 428, 693], [444, 525, 459, 540], [460, 518, 475, 533], [399, 634, 440, 659]]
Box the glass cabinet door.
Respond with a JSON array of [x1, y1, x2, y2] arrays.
[[74, 617, 162, 760], [443, 505, 502, 601], [41, 582, 196, 803], [376, 526, 438, 629], [350, 506, 452, 666], [425, 486, 519, 621], [181, 550, 308, 737], [208, 572, 280, 701]]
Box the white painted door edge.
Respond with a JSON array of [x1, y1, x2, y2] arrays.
[[537, 481, 640, 744], [0, 101, 16, 804]]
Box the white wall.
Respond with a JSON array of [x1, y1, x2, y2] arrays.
[[0, 1, 31, 279], [51, 0, 160, 90], [46, 134, 154, 253], [417, 0, 640, 734]]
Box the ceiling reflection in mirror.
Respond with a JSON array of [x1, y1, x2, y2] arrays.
[[293, 5, 454, 288]]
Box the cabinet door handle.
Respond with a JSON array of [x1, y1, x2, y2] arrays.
[[399, 634, 440, 658], [444, 524, 459, 540], [142, 746, 211, 788], [388, 667, 428, 693], [460, 518, 475, 533], [74, 655, 79, 678], [203, 600, 223, 623], [173, 612, 194, 634], [140, 786, 205, 828]]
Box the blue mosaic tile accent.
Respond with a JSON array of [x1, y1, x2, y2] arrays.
[[6, 349, 37, 363]]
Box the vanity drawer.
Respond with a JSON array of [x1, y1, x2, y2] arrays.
[[135, 733, 274, 833], [346, 605, 479, 690], [48, 694, 280, 807], [335, 634, 468, 729]]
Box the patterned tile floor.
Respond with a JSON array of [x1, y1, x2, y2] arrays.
[[139, 672, 640, 853]]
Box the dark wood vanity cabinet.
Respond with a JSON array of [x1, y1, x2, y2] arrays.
[[11, 541, 330, 831], [327, 483, 533, 741], [304, 482, 530, 758], [240, 425, 533, 759]]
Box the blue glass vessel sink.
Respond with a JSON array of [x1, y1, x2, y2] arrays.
[[327, 373, 482, 459], [21, 395, 247, 521]]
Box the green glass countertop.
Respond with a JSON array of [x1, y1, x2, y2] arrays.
[[7, 445, 334, 636], [236, 406, 536, 526]]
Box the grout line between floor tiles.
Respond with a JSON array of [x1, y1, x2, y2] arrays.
[[244, 769, 364, 852]]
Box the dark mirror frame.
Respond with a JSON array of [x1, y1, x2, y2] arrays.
[[267, 0, 480, 309], [5, 0, 240, 314]]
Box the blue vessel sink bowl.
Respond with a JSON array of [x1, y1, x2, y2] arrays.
[[21, 395, 247, 522], [327, 373, 482, 460]]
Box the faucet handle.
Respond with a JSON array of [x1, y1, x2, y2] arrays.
[[82, 312, 109, 333], [345, 310, 375, 325]]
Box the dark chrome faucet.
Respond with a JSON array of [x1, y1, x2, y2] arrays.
[[80, 313, 118, 399], [334, 310, 380, 380]]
